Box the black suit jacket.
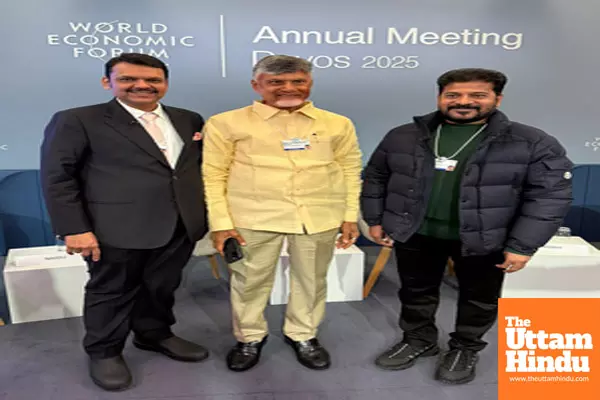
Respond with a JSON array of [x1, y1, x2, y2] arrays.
[[40, 99, 208, 249]]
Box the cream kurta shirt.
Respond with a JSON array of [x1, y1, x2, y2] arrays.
[[202, 101, 362, 234]]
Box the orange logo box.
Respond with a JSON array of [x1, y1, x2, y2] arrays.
[[498, 298, 600, 400]]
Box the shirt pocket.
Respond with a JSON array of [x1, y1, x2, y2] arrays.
[[307, 136, 334, 162]]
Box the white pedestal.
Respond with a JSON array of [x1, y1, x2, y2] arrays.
[[270, 241, 364, 305], [4, 246, 89, 324], [501, 236, 600, 298]]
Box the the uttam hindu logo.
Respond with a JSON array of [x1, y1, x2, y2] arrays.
[[498, 298, 599, 400], [47, 21, 195, 61], [504, 315, 592, 373]]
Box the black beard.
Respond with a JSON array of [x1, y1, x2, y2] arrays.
[[440, 107, 496, 124]]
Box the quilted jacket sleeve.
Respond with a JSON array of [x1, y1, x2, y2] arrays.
[[505, 134, 574, 255], [360, 131, 393, 226]]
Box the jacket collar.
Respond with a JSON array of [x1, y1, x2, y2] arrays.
[[413, 109, 512, 139]]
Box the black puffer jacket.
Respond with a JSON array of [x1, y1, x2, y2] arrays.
[[361, 110, 574, 256]]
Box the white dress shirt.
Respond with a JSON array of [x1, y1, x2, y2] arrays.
[[117, 99, 184, 169]]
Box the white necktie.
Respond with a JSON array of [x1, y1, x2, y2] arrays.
[[140, 112, 169, 162]]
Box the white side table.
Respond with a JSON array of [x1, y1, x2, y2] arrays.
[[502, 236, 600, 298], [4, 246, 88, 323]]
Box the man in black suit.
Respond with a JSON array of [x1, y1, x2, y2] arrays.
[[40, 53, 209, 391]]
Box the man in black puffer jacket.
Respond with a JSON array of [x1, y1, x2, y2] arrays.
[[361, 68, 573, 385]]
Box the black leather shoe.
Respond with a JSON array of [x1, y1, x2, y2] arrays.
[[133, 335, 209, 362], [284, 336, 331, 370], [89, 355, 132, 391], [226, 336, 268, 372], [374, 341, 439, 370]]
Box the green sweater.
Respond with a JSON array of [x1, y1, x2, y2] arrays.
[[418, 123, 485, 240]]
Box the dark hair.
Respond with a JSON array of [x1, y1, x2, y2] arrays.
[[437, 68, 507, 95], [104, 53, 169, 79]]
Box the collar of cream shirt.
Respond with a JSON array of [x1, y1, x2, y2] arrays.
[[116, 98, 168, 121], [252, 100, 318, 120]]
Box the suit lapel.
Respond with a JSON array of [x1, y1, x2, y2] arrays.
[[163, 106, 194, 171], [163, 106, 192, 147], [103, 99, 170, 167]]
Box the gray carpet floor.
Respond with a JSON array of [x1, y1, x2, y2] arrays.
[[0, 247, 499, 400]]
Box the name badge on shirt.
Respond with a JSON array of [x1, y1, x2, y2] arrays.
[[435, 157, 458, 171], [282, 138, 310, 151]]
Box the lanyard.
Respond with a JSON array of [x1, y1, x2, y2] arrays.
[[434, 123, 487, 159]]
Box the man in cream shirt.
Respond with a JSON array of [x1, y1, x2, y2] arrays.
[[202, 55, 362, 372]]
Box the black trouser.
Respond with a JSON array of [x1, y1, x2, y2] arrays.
[[394, 234, 505, 352], [83, 221, 194, 359]]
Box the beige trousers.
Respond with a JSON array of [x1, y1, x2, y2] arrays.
[[229, 227, 339, 342]]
